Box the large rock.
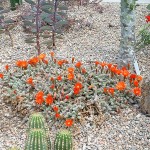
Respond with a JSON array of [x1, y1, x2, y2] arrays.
[[141, 77, 150, 114]]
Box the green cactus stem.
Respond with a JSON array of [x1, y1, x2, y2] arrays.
[[28, 112, 46, 130], [54, 129, 73, 150], [27, 112, 51, 150], [25, 129, 49, 150], [117, 0, 137, 68], [10, 0, 22, 11]]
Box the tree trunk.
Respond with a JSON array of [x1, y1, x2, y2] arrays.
[[117, 0, 136, 68]]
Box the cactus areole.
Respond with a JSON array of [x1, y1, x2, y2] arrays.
[[117, 0, 137, 68]]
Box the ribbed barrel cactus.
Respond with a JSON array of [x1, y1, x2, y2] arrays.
[[54, 130, 73, 150], [117, 0, 137, 68], [25, 129, 49, 150], [27, 112, 51, 150], [28, 112, 46, 131]]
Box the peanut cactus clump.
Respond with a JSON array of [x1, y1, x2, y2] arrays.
[[0, 51, 143, 126], [54, 129, 73, 150]]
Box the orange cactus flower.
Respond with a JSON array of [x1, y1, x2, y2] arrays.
[[5, 64, 9, 71], [136, 75, 142, 81], [16, 60, 28, 69], [115, 69, 122, 75], [65, 95, 70, 100], [39, 53, 46, 60], [100, 62, 106, 68], [108, 88, 115, 95], [53, 106, 59, 112], [57, 60, 64, 67], [27, 77, 34, 85], [116, 81, 126, 91], [55, 113, 60, 118], [50, 84, 55, 89], [57, 75, 62, 81], [74, 82, 83, 90], [122, 70, 130, 77], [36, 91, 44, 99], [81, 68, 86, 74], [68, 73, 74, 80], [28, 57, 39, 66], [133, 80, 139, 87], [75, 61, 82, 68], [110, 66, 117, 73], [35, 98, 44, 105], [107, 63, 112, 69], [50, 51, 55, 57], [65, 119, 73, 127], [68, 67, 74, 73], [46, 94, 53, 105], [16, 60, 22, 67], [132, 87, 141, 96], [0, 73, 4, 79]]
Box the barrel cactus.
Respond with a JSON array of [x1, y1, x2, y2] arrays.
[[27, 112, 51, 150], [54, 130, 73, 150], [25, 129, 49, 150]]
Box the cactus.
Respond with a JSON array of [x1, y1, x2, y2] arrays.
[[54, 130, 73, 150], [27, 112, 51, 150], [117, 0, 137, 68], [28, 112, 46, 131], [25, 129, 49, 150]]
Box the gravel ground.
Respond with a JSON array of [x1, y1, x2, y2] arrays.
[[0, 1, 150, 150]]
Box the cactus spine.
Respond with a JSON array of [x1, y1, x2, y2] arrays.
[[117, 0, 137, 67], [25, 129, 48, 150], [54, 130, 73, 150]]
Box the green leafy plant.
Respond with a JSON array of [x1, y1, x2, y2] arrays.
[[0, 5, 17, 46], [136, 4, 150, 55], [54, 129, 73, 150], [22, 0, 68, 54], [9, 0, 22, 10], [0, 52, 143, 127]]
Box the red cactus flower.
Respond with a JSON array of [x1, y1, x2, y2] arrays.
[[133, 80, 139, 87], [65, 95, 70, 100], [55, 113, 60, 118], [107, 63, 112, 69], [0, 73, 4, 79], [65, 119, 73, 127], [100, 62, 106, 68], [53, 106, 59, 112], [108, 87, 115, 95], [57, 60, 64, 67], [136, 75, 142, 82], [28, 57, 39, 66], [46, 94, 53, 105], [36, 91, 44, 99], [103, 87, 108, 93], [95, 61, 99, 66], [116, 81, 126, 91], [57, 75, 62, 81], [16, 60, 28, 69], [75, 61, 82, 68], [121, 70, 130, 78], [73, 88, 80, 95], [35, 98, 44, 105], [145, 15, 150, 23], [50, 77, 54, 81], [35, 91, 44, 105], [5, 64, 9, 71], [132, 87, 141, 96], [81, 68, 86, 74], [130, 74, 137, 80]]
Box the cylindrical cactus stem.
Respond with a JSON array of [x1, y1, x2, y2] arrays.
[[25, 129, 48, 150], [54, 129, 73, 150], [27, 112, 51, 150], [28, 112, 46, 130]]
